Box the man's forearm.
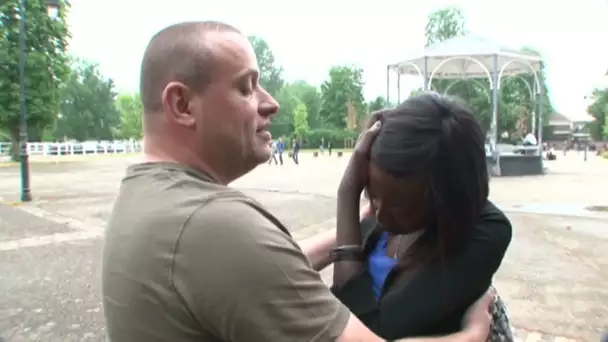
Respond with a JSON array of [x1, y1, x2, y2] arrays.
[[394, 331, 476, 342], [338, 312, 481, 342], [299, 229, 336, 271]]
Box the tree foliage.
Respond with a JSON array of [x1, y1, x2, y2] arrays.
[[54, 60, 119, 141], [0, 9, 566, 152], [271, 86, 297, 138], [587, 88, 608, 140], [292, 102, 309, 139], [319, 66, 366, 129], [114, 93, 143, 140], [368, 96, 389, 112], [248, 36, 284, 97], [0, 0, 71, 156], [288, 81, 322, 129], [424, 7, 466, 47]]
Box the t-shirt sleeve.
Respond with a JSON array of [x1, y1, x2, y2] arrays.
[[171, 199, 350, 342], [332, 201, 513, 339]]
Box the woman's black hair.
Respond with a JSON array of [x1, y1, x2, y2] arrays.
[[370, 92, 489, 265]]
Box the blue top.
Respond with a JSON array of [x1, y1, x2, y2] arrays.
[[368, 232, 398, 299], [276, 141, 285, 152]]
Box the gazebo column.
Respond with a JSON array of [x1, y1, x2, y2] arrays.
[[386, 65, 390, 103], [423, 56, 429, 90], [397, 74, 401, 103], [490, 54, 501, 176], [531, 82, 537, 136], [490, 54, 499, 145], [536, 90, 543, 153]]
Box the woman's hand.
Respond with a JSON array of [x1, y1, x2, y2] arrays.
[[338, 118, 383, 195], [334, 112, 385, 286]]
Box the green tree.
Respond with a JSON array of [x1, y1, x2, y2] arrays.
[[0, 0, 71, 158], [270, 86, 297, 138], [248, 36, 284, 96], [286, 81, 322, 129], [292, 102, 309, 139], [603, 112, 608, 139], [499, 47, 554, 139], [424, 6, 466, 47], [54, 60, 120, 141], [319, 65, 366, 129], [587, 88, 608, 140], [368, 96, 389, 112], [115, 93, 143, 139]]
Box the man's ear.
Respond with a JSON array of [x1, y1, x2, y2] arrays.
[[161, 81, 196, 127]]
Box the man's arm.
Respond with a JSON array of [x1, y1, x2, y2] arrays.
[[299, 229, 336, 271], [172, 199, 350, 341], [172, 200, 490, 342], [299, 205, 371, 271], [340, 290, 494, 342]]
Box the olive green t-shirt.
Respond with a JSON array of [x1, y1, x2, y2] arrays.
[[102, 163, 349, 342]]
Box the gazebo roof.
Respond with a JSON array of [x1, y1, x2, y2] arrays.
[[389, 35, 543, 81]]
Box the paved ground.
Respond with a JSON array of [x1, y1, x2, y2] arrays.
[[0, 152, 606, 341]]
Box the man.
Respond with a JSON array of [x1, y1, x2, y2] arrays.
[[522, 131, 537, 146], [320, 137, 325, 155], [292, 137, 301, 164], [276, 136, 285, 165], [102, 21, 492, 342], [268, 139, 279, 165]]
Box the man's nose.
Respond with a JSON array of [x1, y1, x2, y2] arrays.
[[258, 89, 279, 117]]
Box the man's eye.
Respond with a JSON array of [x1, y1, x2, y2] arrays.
[[239, 84, 253, 95]]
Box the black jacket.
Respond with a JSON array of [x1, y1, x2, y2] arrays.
[[331, 201, 512, 340]]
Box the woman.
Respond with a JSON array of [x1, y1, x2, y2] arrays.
[[329, 93, 513, 340]]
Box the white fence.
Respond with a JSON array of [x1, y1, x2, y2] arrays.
[[0, 140, 142, 157]]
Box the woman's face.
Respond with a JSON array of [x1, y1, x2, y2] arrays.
[[367, 163, 429, 234]]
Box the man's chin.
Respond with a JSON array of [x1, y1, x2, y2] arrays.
[[253, 148, 272, 164]]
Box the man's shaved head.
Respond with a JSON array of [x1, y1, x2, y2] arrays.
[[140, 20, 279, 183], [139, 21, 241, 113]]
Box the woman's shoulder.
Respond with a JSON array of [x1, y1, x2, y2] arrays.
[[473, 200, 512, 248], [479, 201, 510, 225]]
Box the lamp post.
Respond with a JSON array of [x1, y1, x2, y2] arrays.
[[18, 0, 61, 202]]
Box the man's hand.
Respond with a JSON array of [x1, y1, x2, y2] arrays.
[[462, 289, 495, 341]]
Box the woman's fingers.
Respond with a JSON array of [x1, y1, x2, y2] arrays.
[[354, 121, 382, 156], [366, 108, 389, 129]]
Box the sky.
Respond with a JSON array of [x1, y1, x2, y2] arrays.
[[66, 0, 608, 120]]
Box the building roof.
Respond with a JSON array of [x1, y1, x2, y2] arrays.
[[548, 112, 572, 126]]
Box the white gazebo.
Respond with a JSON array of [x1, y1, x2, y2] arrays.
[[386, 35, 546, 176]]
